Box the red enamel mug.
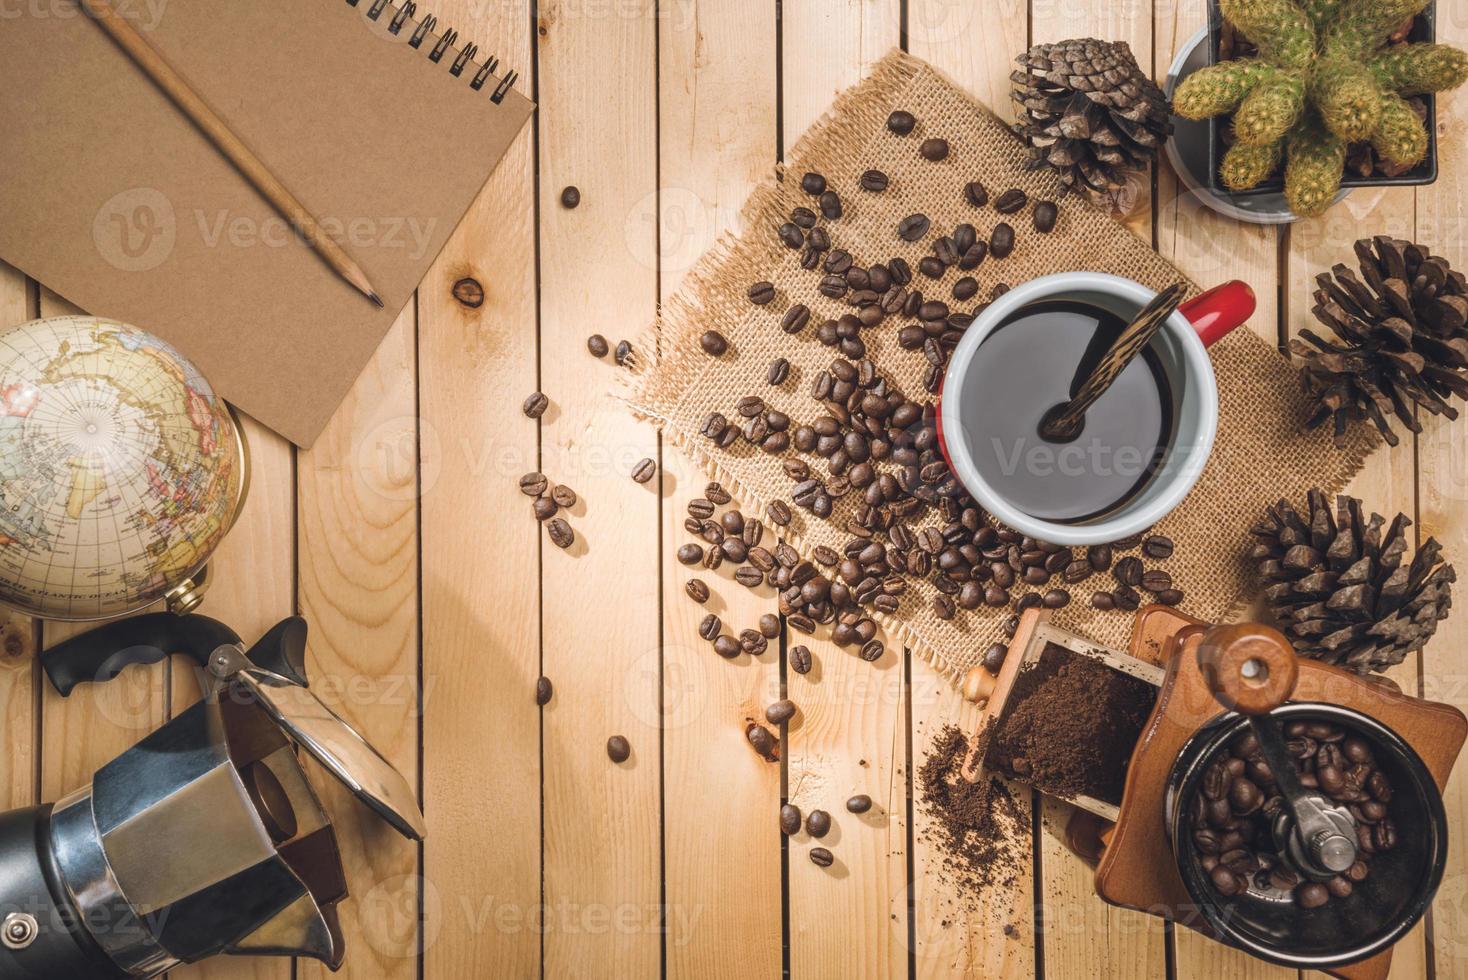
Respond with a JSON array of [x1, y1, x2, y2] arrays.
[[936, 275, 1255, 546]]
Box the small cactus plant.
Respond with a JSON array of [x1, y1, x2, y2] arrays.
[[1174, 0, 1468, 216]]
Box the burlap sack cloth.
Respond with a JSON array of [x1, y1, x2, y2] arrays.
[[623, 49, 1376, 682]]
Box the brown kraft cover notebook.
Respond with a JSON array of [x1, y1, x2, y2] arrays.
[[0, 0, 533, 447]]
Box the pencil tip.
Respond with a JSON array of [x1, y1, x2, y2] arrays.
[[369, 292, 385, 308]]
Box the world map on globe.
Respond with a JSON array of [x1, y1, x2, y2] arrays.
[[0, 317, 244, 620]]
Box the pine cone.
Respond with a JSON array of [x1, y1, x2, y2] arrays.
[[1009, 39, 1172, 197], [1251, 489, 1455, 674], [1292, 236, 1468, 447]]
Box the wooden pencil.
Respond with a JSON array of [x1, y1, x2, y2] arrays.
[[80, 0, 385, 307]]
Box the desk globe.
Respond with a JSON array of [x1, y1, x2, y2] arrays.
[[0, 317, 247, 620]]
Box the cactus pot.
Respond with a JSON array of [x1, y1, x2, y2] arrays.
[[1204, 0, 1440, 200]]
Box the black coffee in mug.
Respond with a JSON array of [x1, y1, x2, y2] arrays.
[[962, 299, 1176, 523]]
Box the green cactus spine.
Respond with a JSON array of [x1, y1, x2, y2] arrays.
[[1370, 45, 1468, 95], [1234, 72, 1308, 144], [1371, 92, 1430, 166], [1174, 60, 1278, 118], [1322, 0, 1430, 61], [1312, 58, 1384, 141], [1219, 0, 1318, 67], [1284, 113, 1347, 215], [1222, 141, 1286, 190]]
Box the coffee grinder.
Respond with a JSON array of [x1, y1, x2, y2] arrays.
[[972, 605, 1463, 978], [0, 613, 426, 978]]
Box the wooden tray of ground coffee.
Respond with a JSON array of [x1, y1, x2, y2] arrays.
[[963, 609, 1164, 820]]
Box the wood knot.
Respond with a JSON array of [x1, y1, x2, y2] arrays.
[[452, 277, 484, 309], [1, 629, 25, 661]]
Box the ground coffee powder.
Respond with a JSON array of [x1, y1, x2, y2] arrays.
[[918, 724, 1029, 900]]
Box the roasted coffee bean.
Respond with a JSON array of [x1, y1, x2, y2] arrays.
[[551, 485, 577, 509], [765, 699, 796, 725], [994, 188, 1028, 213], [1156, 589, 1184, 606], [790, 644, 813, 673], [700, 330, 729, 356], [859, 639, 884, 662], [676, 543, 703, 565], [721, 538, 748, 563], [1140, 569, 1172, 593], [818, 190, 842, 219], [735, 566, 764, 588], [702, 547, 723, 571], [533, 496, 558, 521], [963, 180, 989, 207], [898, 213, 931, 242], [1296, 882, 1329, 909], [859, 168, 890, 192], [1142, 535, 1175, 559], [981, 642, 1007, 674], [631, 458, 657, 484], [743, 518, 765, 547], [1043, 588, 1071, 609], [932, 594, 956, 620], [919, 137, 949, 161], [1374, 820, 1397, 850], [741, 629, 768, 655], [1229, 777, 1262, 814], [800, 171, 827, 196], [781, 304, 812, 334], [704, 481, 732, 505], [1114, 556, 1144, 586], [790, 206, 817, 228], [1033, 200, 1059, 233], [714, 634, 741, 659], [614, 339, 633, 365], [1016, 592, 1043, 612], [1063, 560, 1093, 583], [520, 471, 548, 496], [781, 804, 802, 835], [806, 809, 832, 838], [1113, 583, 1141, 610], [769, 500, 792, 526], [778, 222, 804, 249], [1113, 532, 1144, 550], [887, 109, 917, 135], [1087, 544, 1113, 571], [700, 413, 728, 439], [953, 276, 979, 301], [736, 396, 765, 418], [546, 518, 575, 549], [698, 614, 721, 641], [587, 334, 609, 357], [1091, 591, 1116, 611], [757, 613, 781, 639], [748, 280, 776, 305], [990, 222, 1015, 259], [687, 498, 716, 520], [918, 256, 945, 279], [846, 795, 873, 815], [809, 847, 834, 868], [747, 723, 779, 760], [536, 676, 553, 706], [685, 578, 710, 603], [1210, 865, 1243, 897], [607, 735, 631, 763]]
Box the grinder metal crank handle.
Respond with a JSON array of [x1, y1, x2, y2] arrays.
[[43, 613, 241, 696]]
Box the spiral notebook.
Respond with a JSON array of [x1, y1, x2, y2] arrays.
[[0, 0, 533, 447]]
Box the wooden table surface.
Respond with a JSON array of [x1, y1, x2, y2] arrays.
[[2, 1, 1466, 978]]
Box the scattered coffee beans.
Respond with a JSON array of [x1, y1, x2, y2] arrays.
[[781, 804, 802, 835], [614, 339, 633, 366], [519, 471, 547, 496], [535, 676, 553, 706], [747, 723, 779, 761], [990, 222, 1015, 258], [768, 357, 791, 385], [587, 334, 609, 357], [748, 280, 776, 305], [552, 485, 576, 508], [846, 794, 873, 814], [685, 578, 710, 603], [806, 810, 832, 838], [700, 330, 729, 356], [860, 169, 889, 192], [790, 644, 813, 674], [809, 847, 834, 868], [1033, 200, 1059, 233], [898, 213, 931, 242], [886, 109, 916, 135], [607, 735, 631, 763], [1143, 534, 1175, 559], [766, 699, 797, 725], [800, 172, 827, 196], [698, 614, 721, 641], [631, 458, 657, 483], [994, 188, 1027, 213], [546, 518, 574, 549], [522, 391, 549, 419], [560, 185, 581, 209], [919, 137, 949, 161], [714, 635, 740, 659], [759, 613, 781, 639]]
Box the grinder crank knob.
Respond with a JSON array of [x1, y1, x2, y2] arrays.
[[1195, 623, 1299, 716]]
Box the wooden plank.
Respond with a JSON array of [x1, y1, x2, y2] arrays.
[[0, 260, 38, 812], [416, 3, 540, 978], [780, 4, 908, 977], [169, 411, 294, 980], [658, 2, 784, 977], [36, 288, 168, 804], [905, 7, 1039, 977], [296, 309, 420, 980], [535, 2, 662, 977], [1025, 1, 1167, 975], [1416, 6, 1468, 974]]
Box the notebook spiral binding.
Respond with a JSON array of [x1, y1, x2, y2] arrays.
[[346, 0, 519, 103]]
